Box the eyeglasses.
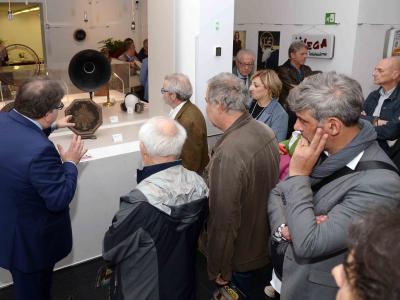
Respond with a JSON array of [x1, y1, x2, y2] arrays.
[[238, 61, 254, 68], [53, 102, 64, 110], [160, 88, 170, 94]]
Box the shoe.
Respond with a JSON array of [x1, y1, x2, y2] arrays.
[[264, 285, 275, 298]]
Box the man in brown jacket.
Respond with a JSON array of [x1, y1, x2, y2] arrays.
[[161, 73, 209, 174], [199, 72, 280, 299]]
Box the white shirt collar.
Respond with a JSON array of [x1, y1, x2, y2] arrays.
[[380, 86, 395, 97], [324, 150, 364, 170], [169, 101, 186, 119], [13, 109, 43, 130]]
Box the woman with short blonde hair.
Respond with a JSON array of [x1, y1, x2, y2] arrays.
[[248, 69, 288, 141]]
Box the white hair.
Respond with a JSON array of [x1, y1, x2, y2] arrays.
[[138, 116, 187, 158]]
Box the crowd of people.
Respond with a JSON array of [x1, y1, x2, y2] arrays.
[[1, 40, 400, 300]]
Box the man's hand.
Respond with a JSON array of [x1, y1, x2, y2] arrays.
[[361, 111, 366, 116], [215, 274, 229, 285], [377, 119, 388, 126], [57, 134, 87, 165], [316, 215, 328, 224], [289, 128, 328, 176], [282, 225, 291, 241], [56, 115, 75, 129]]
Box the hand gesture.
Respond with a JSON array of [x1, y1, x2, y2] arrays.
[[56, 115, 75, 129], [215, 274, 229, 285], [57, 134, 87, 165], [289, 128, 328, 176]]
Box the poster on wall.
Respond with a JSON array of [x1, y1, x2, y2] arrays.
[[384, 28, 400, 57], [292, 34, 335, 59], [233, 31, 246, 58], [257, 31, 280, 70]]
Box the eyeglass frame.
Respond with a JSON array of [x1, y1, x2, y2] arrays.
[[53, 102, 64, 110], [237, 60, 255, 68], [160, 88, 170, 94]]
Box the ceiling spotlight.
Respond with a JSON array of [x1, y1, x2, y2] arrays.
[[8, 9, 13, 21], [7, 0, 13, 21]]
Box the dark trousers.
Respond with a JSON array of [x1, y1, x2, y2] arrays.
[[10, 266, 54, 300], [232, 271, 252, 299]]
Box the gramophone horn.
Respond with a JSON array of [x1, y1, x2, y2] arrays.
[[68, 49, 111, 92]]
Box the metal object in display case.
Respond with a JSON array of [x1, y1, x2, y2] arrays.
[[67, 49, 111, 138], [64, 98, 102, 138]]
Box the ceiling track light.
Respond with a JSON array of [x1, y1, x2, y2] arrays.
[[7, 0, 13, 21]]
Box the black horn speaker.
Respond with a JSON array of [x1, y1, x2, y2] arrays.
[[68, 49, 111, 92]]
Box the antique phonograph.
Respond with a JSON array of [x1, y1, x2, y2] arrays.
[[66, 49, 111, 139]]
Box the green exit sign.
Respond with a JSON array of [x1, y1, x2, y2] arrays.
[[325, 12, 336, 25]]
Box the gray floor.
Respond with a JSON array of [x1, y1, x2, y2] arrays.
[[0, 251, 274, 300]]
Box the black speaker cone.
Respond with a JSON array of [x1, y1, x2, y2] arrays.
[[68, 49, 111, 92]]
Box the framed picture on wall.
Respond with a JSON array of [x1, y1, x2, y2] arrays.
[[257, 31, 280, 70], [384, 28, 400, 57], [233, 30, 246, 58]]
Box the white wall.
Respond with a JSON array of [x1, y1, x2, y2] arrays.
[[195, 0, 235, 135], [148, 0, 234, 135], [235, 0, 360, 75], [352, 0, 400, 96]]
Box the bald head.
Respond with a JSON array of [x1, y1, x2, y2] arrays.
[[138, 116, 187, 159], [373, 56, 400, 90]]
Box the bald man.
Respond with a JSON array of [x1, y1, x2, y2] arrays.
[[362, 56, 400, 168]]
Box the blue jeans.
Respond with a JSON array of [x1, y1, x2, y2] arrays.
[[231, 271, 252, 299]]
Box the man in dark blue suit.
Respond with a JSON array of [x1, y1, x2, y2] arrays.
[[0, 77, 87, 300]]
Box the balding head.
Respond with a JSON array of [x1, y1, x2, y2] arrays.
[[373, 56, 400, 90], [14, 77, 65, 118], [138, 116, 187, 160]]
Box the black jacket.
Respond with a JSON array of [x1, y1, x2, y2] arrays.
[[103, 189, 208, 300]]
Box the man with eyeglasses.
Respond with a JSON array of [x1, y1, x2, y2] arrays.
[[233, 49, 256, 88], [0, 77, 87, 300], [161, 73, 209, 174]]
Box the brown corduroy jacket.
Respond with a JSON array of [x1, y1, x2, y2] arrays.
[[199, 112, 280, 281]]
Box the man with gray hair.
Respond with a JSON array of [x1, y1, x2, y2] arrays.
[[103, 116, 208, 300], [199, 72, 279, 299], [233, 49, 256, 88], [278, 41, 313, 138], [268, 72, 400, 300], [161, 73, 209, 174]]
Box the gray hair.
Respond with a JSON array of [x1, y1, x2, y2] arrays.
[[163, 73, 193, 101], [14, 76, 65, 119], [288, 41, 307, 57], [288, 72, 363, 126], [235, 49, 255, 63], [207, 72, 248, 112], [138, 116, 187, 158]]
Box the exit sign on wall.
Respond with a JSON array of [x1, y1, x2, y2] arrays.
[[325, 13, 336, 25]]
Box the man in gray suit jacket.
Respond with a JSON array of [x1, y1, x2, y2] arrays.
[[268, 72, 400, 300]]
